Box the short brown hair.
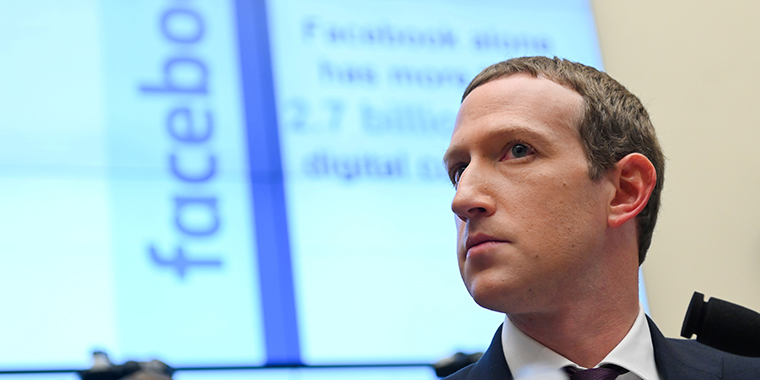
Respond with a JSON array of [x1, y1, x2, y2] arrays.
[[463, 56, 664, 264]]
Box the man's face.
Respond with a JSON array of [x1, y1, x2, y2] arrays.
[[444, 74, 614, 315]]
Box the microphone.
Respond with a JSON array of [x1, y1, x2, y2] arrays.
[[681, 291, 760, 357]]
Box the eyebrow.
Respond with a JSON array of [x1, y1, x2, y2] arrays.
[[442, 125, 552, 168], [442, 146, 465, 170]]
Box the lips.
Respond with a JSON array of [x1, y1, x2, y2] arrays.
[[465, 233, 510, 252]]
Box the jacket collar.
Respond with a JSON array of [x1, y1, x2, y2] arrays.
[[462, 317, 724, 380], [465, 324, 514, 380]]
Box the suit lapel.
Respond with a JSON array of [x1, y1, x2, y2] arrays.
[[647, 316, 722, 380], [465, 324, 515, 380]]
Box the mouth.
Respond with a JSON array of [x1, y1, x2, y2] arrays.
[[465, 233, 510, 252]]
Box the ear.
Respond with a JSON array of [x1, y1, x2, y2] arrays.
[[607, 153, 657, 228]]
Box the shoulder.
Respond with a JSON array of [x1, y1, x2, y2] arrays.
[[648, 316, 760, 379], [666, 338, 760, 377]]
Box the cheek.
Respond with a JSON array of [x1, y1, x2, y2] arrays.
[[533, 184, 609, 255], [514, 176, 606, 247]]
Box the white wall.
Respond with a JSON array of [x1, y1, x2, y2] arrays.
[[592, 0, 760, 337]]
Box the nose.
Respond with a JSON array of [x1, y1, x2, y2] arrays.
[[451, 163, 496, 222]]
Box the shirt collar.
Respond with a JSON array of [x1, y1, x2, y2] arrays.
[[599, 305, 659, 380], [501, 305, 660, 380]]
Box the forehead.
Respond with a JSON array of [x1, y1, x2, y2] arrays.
[[445, 74, 584, 161]]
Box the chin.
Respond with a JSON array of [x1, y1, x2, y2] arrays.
[[466, 277, 515, 314]]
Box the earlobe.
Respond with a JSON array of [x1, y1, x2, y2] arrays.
[[608, 153, 657, 228]]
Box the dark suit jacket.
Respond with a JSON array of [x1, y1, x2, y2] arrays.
[[444, 317, 760, 379]]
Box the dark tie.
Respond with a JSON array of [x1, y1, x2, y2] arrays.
[[563, 365, 628, 380]]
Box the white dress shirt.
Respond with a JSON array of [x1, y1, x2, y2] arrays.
[[501, 305, 661, 380]]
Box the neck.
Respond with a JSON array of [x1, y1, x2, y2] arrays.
[[508, 276, 640, 368]]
